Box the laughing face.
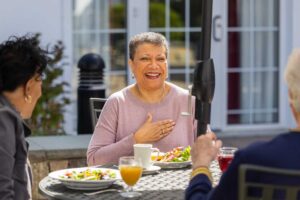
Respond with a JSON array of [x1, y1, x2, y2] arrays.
[[129, 43, 168, 91]]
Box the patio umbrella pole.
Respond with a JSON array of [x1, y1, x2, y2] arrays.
[[192, 0, 216, 136]]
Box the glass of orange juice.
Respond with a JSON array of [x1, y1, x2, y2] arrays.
[[119, 156, 143, 198]]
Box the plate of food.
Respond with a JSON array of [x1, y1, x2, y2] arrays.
[[152, 146, 192, 169], [48, 167, 121, 190], [142, 165, 161, 175]]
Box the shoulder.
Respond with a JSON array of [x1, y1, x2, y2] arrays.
[[104, 86, 134, 110], [107, 86, 131, 102], [241, 133, 289, 153], [167, 82, 189, 96], [0, 96, 21, 121], [236, 133, 289, 163], [0, 105, 20, 123], [0, 97, 24, 138], [0, 105, 21, 141]]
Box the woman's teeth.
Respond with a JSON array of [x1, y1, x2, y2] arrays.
[[145, 73, 160, 79]]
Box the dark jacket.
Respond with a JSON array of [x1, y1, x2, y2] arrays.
[[0, 95, 32, 200], [185, 132, 300, 200]]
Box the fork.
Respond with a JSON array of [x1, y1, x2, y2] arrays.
[[84, 188, 122, 196]]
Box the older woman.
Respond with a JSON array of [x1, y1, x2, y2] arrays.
[[87, 32, 197, 165], [185, 49, 300, 200], [0, 35, 48, 199]]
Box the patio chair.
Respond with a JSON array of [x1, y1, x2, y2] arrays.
[[89, 97, 107, 128], [239, 164, 300, 200]]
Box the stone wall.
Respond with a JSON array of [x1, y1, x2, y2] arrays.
[[28, 135, 91, 200], [29, 149, 87, 200]]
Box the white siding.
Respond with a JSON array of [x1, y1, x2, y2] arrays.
[[0, 0, 74, 134]]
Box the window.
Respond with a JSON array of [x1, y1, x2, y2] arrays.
[[73, 0, 127, 95], [227, 0, 279, 125], [149, 0, 202, 88]]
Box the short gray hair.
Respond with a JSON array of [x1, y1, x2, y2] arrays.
[[285, 48, 300, 112], [129, 32, 169, 60]]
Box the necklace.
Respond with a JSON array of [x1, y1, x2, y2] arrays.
[[135, 84, 166, 103]]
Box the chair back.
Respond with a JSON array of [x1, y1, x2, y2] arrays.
[[239, 164, 300, 200], [89, 97, 107, 128]]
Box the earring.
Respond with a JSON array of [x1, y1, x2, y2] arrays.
[[25, 95, 32, 104], [131, 73, 135, 79]]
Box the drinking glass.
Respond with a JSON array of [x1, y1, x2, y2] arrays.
[[217, 147, 237, 172], [119, 156, 143, 198]]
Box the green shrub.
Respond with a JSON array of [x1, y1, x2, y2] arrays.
[[28, 34, 71, 136]]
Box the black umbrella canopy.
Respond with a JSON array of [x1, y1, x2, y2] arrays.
[[192, 0, 216, 136]]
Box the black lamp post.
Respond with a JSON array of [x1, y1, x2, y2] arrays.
[[192, 0, 215, 136]]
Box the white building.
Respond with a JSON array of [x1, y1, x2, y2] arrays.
[[1, 0, 299, 135]]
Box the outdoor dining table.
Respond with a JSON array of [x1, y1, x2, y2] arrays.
[[39, 161, 222, 200]]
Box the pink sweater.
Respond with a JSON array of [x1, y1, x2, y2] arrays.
[[87, 82, 197, 165]]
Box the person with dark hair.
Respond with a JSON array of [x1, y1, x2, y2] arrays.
[[0, 35, 48, 199], [185, 49, 300, 200], [87, 32, 197, 165]]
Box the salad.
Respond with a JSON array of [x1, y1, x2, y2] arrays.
[[59, 168, 116, 181], [152, 146, 191, 162]]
